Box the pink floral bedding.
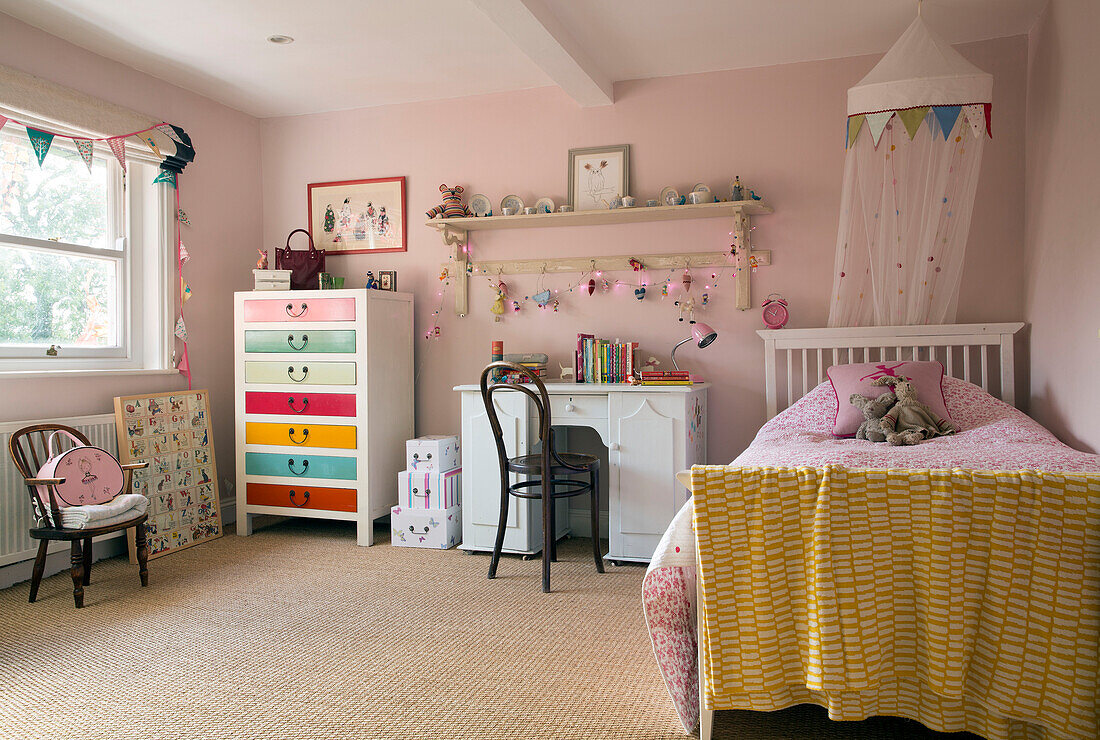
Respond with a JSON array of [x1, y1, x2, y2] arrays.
[[643, 377, 1100, 733]]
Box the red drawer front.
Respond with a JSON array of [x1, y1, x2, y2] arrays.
[[245, 391, 356, 417], [247, 483, 356, 512], [242, 297, 356, 322]]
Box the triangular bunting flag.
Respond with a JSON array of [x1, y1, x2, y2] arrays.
[[154, 123, 184, 145], [865, 111, 893, 148], [181, 278, 192, 303], [963, 105, 985, 139], [897, 107, 930, 140], [107, 137, 127, 172], [179, 242, 191, 266], [847, 115, 865, 148], [174, 316, 188, 341], [984, 103, 993, 139], [143, 135, 162, 159], [74, 138, 95, 172], [153, 169, 177, 188], [177, 346, 192, 389], [25, 128, 54, 166], [177, 208, 191, 226], [0, 115, 8, 133], [932, 106, 962, 140]]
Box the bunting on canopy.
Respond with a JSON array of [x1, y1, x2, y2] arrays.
[[829, 10, 992, 327]]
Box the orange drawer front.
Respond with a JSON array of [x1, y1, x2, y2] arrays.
[[246, 483, 356, 513]]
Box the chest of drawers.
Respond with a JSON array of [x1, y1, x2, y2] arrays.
[[234, 289, 413, 545]]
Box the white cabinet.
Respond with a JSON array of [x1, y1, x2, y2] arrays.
[[234, 289, 413, 545], [455, 383, 707, 563]]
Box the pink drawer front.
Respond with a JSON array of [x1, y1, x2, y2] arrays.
[[245, 391, 356, 417], [243, 297, 356, 323]]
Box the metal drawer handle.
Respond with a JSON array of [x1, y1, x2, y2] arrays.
[[287, 366, 309, 382], [288, 427, 310, 445], [287, 396, 310, 413], [287, 458, 309, 475], [288, 489, 310, 507], [285, 302, 308, 318], [287, 333, 309, 351]]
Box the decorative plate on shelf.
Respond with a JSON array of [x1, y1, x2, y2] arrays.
[[500, 194, 525, 213], [659, 186, 680, 207], [468, 193, 492, 217], [691, 182, 711, 193], [534, 197, 555, 214]]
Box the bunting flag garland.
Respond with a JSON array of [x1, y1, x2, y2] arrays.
[[26, 128, 54, 166], [897, 106, 930, 140], [865, 111, 893, 147], [932, 105, 962, 140], [846, 114, 865, 149], [174, 316, 189, 341], [177, 208, 191, 226], [181, 278, 192, 303], [0, 115, 7, 133], [155, 123, 184, 145], [153, 169, 177, 187], [178, 242, 191, 265], [177, 345, 192, 387], [143, 135, 162, 159], [107, 136, 127, 172], [73, 138, 95, 172]]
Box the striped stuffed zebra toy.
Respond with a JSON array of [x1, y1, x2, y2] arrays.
[[425, 184, 471, 219]]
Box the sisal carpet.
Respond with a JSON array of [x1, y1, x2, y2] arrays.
[[0, 520, 974, 740]]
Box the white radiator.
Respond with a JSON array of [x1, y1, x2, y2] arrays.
[[0, 413, 122, 567]]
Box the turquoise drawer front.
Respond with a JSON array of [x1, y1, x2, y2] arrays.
[[245, 451, 356, 481], [244, 330, 356, 354]]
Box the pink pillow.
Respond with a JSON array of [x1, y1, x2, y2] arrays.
[[827, 361, 951, 437]]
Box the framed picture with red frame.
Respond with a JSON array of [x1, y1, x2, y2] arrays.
[[307, 176, 406, 254]]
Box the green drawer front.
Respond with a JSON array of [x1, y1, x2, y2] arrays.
[[245, 452, 356, 481], [244, 361, 357, 385], [244, 330, 356, 354]]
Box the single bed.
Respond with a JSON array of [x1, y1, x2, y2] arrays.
[[643, 323, 1099, 740]]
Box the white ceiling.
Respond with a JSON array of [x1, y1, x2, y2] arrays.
[[0, 0, 1046, 118]]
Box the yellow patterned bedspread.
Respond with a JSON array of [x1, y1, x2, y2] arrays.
[[691, 465, 1100, 740]]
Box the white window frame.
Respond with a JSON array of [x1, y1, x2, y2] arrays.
[[0, 115, 174, 374]]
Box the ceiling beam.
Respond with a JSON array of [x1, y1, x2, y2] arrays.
[[470, 0, 614, 107]]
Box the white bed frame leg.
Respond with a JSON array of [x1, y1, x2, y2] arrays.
[[697, 574, 713, 739]]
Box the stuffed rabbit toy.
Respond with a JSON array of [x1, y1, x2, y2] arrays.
[[848, 391, 896, 442], [872, 375, 958, 445]]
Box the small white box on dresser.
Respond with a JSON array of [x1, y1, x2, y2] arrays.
[[390, 505, 461, 549], [406, 435, 460, 472], [398, 468, 461, 509]]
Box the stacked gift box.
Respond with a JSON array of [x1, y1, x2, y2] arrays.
[[391, 435, 462, 549]]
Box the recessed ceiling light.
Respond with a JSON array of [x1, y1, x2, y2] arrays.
[[267, 34, 294, 45]]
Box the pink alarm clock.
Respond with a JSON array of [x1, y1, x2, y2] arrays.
[[761, 293, 789, 329]]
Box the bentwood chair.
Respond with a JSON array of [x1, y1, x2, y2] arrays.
[[8, 423, 149, 608], [480, 362, 604, 593]]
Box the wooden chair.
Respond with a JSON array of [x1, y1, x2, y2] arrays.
[[8, 423, 149, 608], [480, 362, 604, 593]]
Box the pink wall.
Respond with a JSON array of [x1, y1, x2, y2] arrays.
[[261, 35, 1029, 462], [0, 14, 262, 489], [1024, 0, 1100, 453]]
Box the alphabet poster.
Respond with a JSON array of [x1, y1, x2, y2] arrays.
[[114, 389, 222, 559]]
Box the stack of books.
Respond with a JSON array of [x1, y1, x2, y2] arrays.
[[575, 334, 637, 384], [498, 353, 548, 384], [638, 370, 693, 386]]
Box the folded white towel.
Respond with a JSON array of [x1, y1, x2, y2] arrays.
[[47, 494, 148, 529]]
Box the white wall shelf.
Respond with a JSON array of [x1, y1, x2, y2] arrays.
[[427, 200, 773, 316]]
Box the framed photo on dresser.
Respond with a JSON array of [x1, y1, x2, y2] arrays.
[[308, 176, 407, 254]]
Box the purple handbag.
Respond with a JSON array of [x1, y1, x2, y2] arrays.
[[276, 229, 326, 290]]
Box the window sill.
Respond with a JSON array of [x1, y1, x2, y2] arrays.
[[0, 368, 180, 380]]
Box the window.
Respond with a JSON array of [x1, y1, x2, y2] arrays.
[[0, 123, 173, 372]]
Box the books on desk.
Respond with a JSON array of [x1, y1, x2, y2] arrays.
[[575, 334, 637, 383], [639, 370, 693, 386]]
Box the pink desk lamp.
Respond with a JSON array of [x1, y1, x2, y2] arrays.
[[670, 321, 717, 372]]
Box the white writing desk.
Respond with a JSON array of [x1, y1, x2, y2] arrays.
[[454, 382, 708, 563]]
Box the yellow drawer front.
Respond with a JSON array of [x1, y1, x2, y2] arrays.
[[245, 422, 357, 449]]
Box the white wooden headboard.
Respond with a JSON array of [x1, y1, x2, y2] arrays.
[[756, 323, 1026, 419]]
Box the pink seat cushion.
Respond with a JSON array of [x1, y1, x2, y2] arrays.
[[827, 360, 951, 437]]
